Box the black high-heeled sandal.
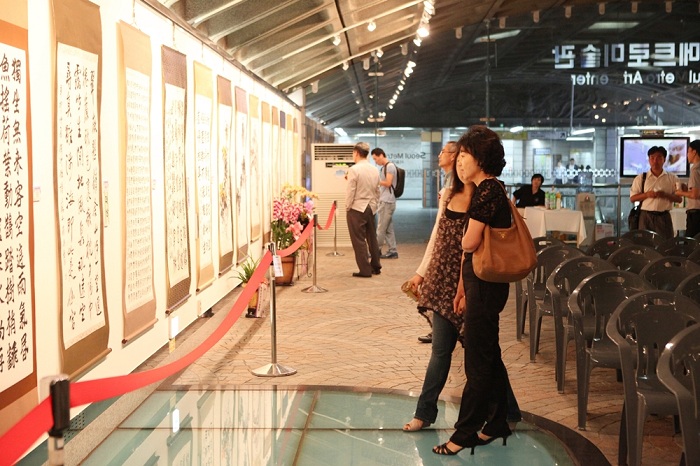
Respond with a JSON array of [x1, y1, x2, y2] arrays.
[[433, 433, 479, 456], [477, 426, 512, 447]]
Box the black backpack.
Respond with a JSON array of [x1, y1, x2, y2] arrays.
[[384, 162, 405, 198]]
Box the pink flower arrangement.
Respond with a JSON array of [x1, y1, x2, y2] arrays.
[[271, 184, 317, 250]]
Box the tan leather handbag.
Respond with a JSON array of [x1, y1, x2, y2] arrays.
[[472, 183, 537, 282]]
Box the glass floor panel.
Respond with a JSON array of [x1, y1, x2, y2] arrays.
[[57, 388, 593, 465]]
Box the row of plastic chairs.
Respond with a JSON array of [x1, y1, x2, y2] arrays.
[[589, 230, 700, 260], [516, 236, 700, 465]]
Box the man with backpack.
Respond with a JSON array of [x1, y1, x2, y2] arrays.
[[372, 148, 399, 259]]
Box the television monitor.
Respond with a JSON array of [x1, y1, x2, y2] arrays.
[[620, 136, 690, 178]]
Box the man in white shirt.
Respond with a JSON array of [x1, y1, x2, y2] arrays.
[[630, 145, 682, 239], [346, 142, 382, 277]]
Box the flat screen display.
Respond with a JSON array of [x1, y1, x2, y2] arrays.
[[620, 136, 690, 178]]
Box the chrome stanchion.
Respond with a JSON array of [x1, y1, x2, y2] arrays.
[[326, 200, 344, 256], [303, 214, 328, 293], [252, 243, 297, 377], [44, 374, 70, 465]]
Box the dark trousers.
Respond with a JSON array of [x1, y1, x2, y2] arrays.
[[639, 210, 673, 239], [451, 270, 510, 446], [687, 210, 700, 238], [347, 206, 381, 276]]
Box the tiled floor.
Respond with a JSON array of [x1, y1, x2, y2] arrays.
[[26, 200, 684, 465]]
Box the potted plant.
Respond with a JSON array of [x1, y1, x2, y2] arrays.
[[235, 256, 260, 317], [271, 184, 317, 285]]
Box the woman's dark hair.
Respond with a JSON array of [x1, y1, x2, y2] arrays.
[[689, 139, 700, 152], [450, 151, 465, 193], [457, 125, 506, 177]]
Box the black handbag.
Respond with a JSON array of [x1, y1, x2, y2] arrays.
[[628, 172, 646, 231]]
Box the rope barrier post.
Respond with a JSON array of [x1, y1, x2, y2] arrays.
[[252, 242, 297, 377], [326, 200, 344, 256], [44, 375, 70, 465], [302, 214, 328, 293]]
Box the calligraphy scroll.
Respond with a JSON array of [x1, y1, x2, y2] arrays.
[[193, 62, 214, 292], [0, 9, 37, 436], [217, 76, 234, 273], [117, 22, 156, 344], [248, 95, 261, 242], [234, 87, 249, 262], [54, 0, 110, 378], [162, 46, 190, 312], [260, 102, 272, 242], [271, 106, 280, 195], [293, 117, 300, 184], [279, 111, 287, 187], [287, 113, 294, 186]]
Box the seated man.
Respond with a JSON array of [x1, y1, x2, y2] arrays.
[[512, 174, 545, 207]]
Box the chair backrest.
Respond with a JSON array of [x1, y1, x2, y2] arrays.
[[687, 246, 700, 266], [677, 271, 700, 306], [586, 236, 633, 259], [532, 245, 585, 292], [622, 229, 665, 248], [607, 290, 700, 390], [608, 244, 664, 274], [547, 256, 616, 303], [569, 270, 652, 345], [533, 236, 565, 252], [657, 324, 700, 465], [656, 236, 699, 257], [640, 256, 700, 291]]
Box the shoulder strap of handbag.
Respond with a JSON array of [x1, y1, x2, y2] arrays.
[[641, 172, 647, 194]]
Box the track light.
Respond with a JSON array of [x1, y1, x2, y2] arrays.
[[499, 16, 506, 28], [631, 1, 638, 13], [417, 24, 430, 37], [363, 57, 370, 70], [455, 26, 462, 39], [311, 81, 318, 93], [665, 0, 672, 12], [342, 61, 349, 70], [401, 43, 408, 55], [413, 36, 422, 46], [376, 48, 383, 58], [332, 35, 341, 46], [367, 21, 376, 32], [564, 5, 572, 18], [533, 10, 540, 23], [598, 2, 605, 14]]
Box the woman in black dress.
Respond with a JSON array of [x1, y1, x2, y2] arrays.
[[433, 125, 514, 456]]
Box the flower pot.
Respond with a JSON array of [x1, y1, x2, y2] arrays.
[[274, 255, 296, 286], [242, 283, 259, 317]]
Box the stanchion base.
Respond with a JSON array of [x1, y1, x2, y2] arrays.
[[326, 251, 344, 256], [301, 285, 328, 293], [251, 363, 297, 377]]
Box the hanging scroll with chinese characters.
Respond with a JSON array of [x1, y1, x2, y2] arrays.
[[0, 7, 37, 436], [217, 76, 234, 272], [279, 111, 287, 187], [234, 87, 249, 261], [54, 0, 110, 378], [248, 94, 261, 242], [117, 22, 156, 343], [287, 114, 294, 184], [271, 106, 280, 195], [193, 62, 214, 291], [161, 46, 190, 312], [293, 117, 300, 184], [260, 102, 272, 242]]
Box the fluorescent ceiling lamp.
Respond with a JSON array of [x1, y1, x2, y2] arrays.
[[334, 127, 348, 137], [566, 136, 593, 141], [588, 21, 639, 30], [474, 29, 520, 43], [417, 25, 430, 37], [510, 126, 524, 133], [332, 35, 341, 46], [413, 37, 422, 46], [571, 128, 596, 135]]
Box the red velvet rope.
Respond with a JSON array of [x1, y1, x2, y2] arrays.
[[0, 207, 337, 465], [315, 201, 336, 231]]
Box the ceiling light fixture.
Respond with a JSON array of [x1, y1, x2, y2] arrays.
[[332, 35, 341, 46], [376, 48, 383, 58], [417, 24, 430, 37], [413, 36, 422, 46], [499, 16, 506, 28], [665, 0, 672, 12], [342, 61, 349, 70], [311, 81, 318, 93], [401, 43, 408, 55], [598, 2, 605, 14], [631, 1, 638, 13], [510, 126, 524, 133], [565, 5, 572, 18], [532, 10, 540, 23], [455, 26, 463, 39], [363, 57, 370, 70], [367, 21, 376, 32], [423, 0, 435, 15]]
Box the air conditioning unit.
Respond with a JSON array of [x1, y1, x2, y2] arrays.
[[311, 144, 354, 247]]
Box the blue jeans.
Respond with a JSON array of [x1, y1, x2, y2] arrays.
[[376, 201, 397, 254], [415, 313, 458, 423]]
